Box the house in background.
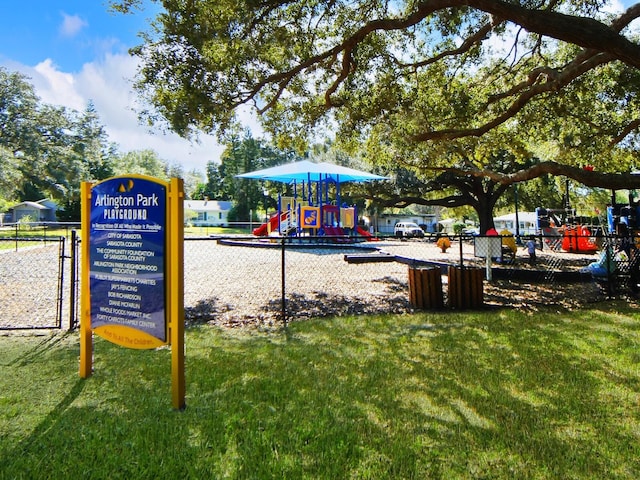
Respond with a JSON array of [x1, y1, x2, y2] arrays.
[[493, 212, 538, 236], [6, 199, 58, 223], [184, 199, 232, 227]]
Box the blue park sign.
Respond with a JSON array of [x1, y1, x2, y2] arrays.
[[89, 176, 167, 347]]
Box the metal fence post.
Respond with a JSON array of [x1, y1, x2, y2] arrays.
[[69, 230, 78, 331], [281, 236, 287, 328], [56, 236, 66, 329], [606, 236, 615, 298]]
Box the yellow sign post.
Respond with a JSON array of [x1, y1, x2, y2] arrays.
[[168, 178, 185, 409], [80, 176, 185, 410]]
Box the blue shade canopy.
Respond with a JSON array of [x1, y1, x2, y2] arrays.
[[236, 160, 387, 183]]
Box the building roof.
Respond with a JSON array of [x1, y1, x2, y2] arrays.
[[10, 201, 48, 210], [9, 199, 58, 211], [184, 200, 232, 212]]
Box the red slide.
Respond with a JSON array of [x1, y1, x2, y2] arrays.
[[357, 226, 378, 241], [253, 213, 288, 236], [561, 225, 598, 253]]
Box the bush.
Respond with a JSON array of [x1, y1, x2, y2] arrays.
[[453, 221, 466, 234], [17, 214, 35, 230], [436, 236, 451, 251]]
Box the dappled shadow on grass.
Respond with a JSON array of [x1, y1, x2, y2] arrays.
[[392, 307, 640, 476], [1, 306, 639, 477], [184, 297, 234, 327], [0, 333, 69, 367]]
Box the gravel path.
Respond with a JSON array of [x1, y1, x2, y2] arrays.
[[0, 237, 626, 331]]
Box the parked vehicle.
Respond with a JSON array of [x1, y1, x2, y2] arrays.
[[394, 222, 425, 238]]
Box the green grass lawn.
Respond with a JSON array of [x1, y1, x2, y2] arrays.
[[184, 225, 252, 236], [0, 226, 74, 238], [1, 304, 639, 479]]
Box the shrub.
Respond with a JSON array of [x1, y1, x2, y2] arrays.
[[436, 236, 451, 251], [453, 221, 466, 234], [17, 214, 35, 230]]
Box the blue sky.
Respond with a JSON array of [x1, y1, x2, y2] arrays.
[[0, 1, 230, 173], [0, 2, 150, 72]]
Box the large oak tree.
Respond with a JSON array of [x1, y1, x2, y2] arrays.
[[113, 0, 640, 197]]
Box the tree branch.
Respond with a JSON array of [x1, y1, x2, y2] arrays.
[[467, 0, 640, 67], [471, 160, 640, 189], [401, 21, 494, 70], [412, 51, 613, 141], [241, 1, 640, 111], [373, 193, 472, 209], [237, 0, 456, 110], [611, 118, 640, 146]]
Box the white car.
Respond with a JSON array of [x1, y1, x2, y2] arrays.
[[394, 222, 425, 238]]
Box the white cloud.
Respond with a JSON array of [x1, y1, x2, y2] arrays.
[[5, 54, 265, 173], [33, 59, 85, 109], [603, 0, 625, 14], [59, 13, 88, 38]]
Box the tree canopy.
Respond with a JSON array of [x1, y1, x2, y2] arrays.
[[0, 68, 117, 209], [0, 66, 202, 219], [196, 131, 305, 221], [105, 0, 640, 234], [114, 1, 639, 185]]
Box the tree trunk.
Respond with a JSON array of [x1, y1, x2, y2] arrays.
[[475, 199, 496, 235]]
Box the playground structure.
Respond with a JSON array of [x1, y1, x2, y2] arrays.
[[607, 190, 640, 235], [237, 160, 385, 242], [605, 190, 640, 260], [535, 207, 599, 253], [252, 199, 374, 239], [582, 191, 640, 290], [535, 188, 640, 256]]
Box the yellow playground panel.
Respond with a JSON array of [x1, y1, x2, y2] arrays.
[[500, 229, 517, 253], [341, 207, 355, 228]]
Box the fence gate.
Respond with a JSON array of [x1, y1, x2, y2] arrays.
[[0, 237, 69, 330]]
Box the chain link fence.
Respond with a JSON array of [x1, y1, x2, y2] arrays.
[[182, 232, 634, 328], [0, 237, 69, 330], [1, 231, 636, 331], [184, 237, 411, 328]]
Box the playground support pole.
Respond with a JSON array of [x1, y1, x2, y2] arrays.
[[263, 188, 268, 225], [277, 194, 281, 235]]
